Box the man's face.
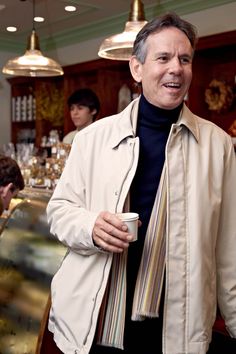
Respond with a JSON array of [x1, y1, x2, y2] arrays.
[[70, 104, 96, 130], [130, 27, 193, 109]]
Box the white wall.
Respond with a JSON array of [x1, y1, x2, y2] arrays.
[[0, 2, 236, 146], [184, 2, 236, 37]]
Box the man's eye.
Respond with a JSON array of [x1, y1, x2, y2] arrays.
[[180, 57, 191, 64], [158, 56, 168, 62]]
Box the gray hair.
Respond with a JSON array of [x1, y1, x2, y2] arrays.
[[133, 12, 198, 63]]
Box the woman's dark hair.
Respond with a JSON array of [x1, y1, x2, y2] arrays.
[[133, 12, 198, 63], [67, 88, 100, 120], [0, 155, 24, 191]]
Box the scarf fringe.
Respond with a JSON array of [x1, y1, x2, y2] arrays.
[[131, 312, 160, 321], [97, 341, 124, 350]]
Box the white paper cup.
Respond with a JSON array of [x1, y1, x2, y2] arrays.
[[116, 212, 139, 241]]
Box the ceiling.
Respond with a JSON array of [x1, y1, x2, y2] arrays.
[[0, 0, 235, 53]]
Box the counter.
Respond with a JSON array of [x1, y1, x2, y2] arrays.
[[0, 187, 66, 354]]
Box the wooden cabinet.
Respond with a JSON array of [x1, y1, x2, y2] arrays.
[[7, 30, 236, 148], [7, 59, 137, 147], [62, 58, 139, 135], [188, 30, 236, 134], [64, 32, 236, 137], [7, 77, 64, 147], [8, 77, 36, 146]]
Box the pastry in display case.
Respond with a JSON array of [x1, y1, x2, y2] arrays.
[[0, 189, 67, 354]]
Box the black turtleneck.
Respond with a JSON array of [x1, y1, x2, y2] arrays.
[[129, 94, 182, 261]]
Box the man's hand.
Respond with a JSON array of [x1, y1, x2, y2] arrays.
[[92, 211, 135, 253]]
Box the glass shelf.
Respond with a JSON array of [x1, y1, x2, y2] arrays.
[[0, 189, 66, 354]]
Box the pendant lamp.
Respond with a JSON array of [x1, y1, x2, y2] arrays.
[[98, 0, 147, 61], [2, 0, 63, 77]]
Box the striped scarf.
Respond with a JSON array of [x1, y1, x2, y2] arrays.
[[132, 164, 167, 320], [96, 164, 167, 348]]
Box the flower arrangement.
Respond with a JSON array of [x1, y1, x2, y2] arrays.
[[36, 82, 64, 127]]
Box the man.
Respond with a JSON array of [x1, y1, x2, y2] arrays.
[[63, 88, 100, 144], [0, 154, 25, 215], [46, 13, 236, 354]]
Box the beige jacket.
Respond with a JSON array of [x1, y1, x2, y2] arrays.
[[47, 98, 236, 354]]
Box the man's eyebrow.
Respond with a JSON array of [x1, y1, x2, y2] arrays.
[[154, 51, 193, 57], [180, 53, 192, 57], [155, 51, 169, 56]]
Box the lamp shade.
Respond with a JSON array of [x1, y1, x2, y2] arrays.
[[2, 30, 64, 77], [98, 20, 147, 61], [98, 0, 147, 61]]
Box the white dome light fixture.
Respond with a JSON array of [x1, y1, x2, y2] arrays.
[[98, 0, 147, 61], [2, 0, 63, 77]]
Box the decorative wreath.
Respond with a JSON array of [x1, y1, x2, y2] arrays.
[[228, 119, 236, 137], [205, 79, 234, 113]]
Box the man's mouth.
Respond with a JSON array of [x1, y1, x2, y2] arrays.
[[163, 82, 181, 89]]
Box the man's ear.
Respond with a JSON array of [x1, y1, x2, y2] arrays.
[[129, 56, 143, 84], [91, 108, 97, 117], [1, 183, 13, 198]]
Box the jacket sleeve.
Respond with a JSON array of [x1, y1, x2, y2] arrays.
[[46, 133, 100, 254], [216, 139, 236, 337]]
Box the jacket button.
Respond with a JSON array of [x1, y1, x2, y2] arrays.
[[172, 127, 177, 134], [115, 191, 118, 196]]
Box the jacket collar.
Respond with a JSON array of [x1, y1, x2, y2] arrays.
[[111, 97, 199, 149], [111, 98, 139, 149], [177, 104, 200, 142]]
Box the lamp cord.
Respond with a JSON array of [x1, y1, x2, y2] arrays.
[[32, 0, 35, 31]]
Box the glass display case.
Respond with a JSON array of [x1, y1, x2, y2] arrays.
[[0, 188, 67, 354]]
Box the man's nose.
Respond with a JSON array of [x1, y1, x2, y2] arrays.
[[169, 57, 182, 73]]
